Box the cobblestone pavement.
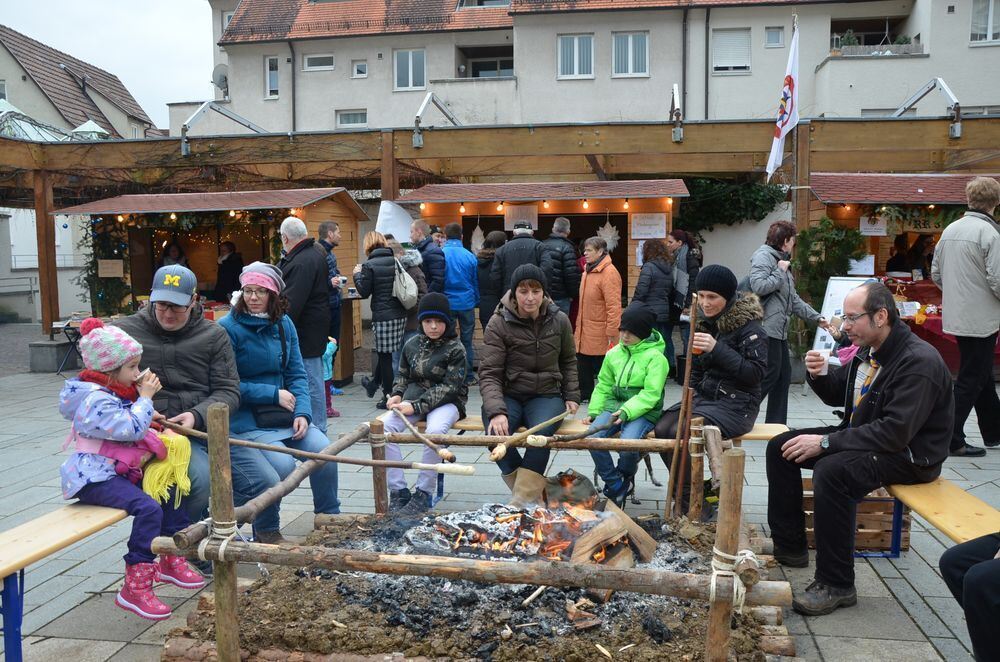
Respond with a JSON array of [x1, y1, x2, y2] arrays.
[[0, 323, 51, 377], [0, 369, 996, 661]]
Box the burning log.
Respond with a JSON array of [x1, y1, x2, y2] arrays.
[[601, 501, 657, 563], [588, 545, 636, 603], [151, 536, 792, 607], [569, 517, 628, 565]]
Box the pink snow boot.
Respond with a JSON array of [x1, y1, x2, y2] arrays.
[[116, 562, 172, 620], [156, 554, 207, 589]]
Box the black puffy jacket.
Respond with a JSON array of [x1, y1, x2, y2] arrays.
[[541, 235, 581, 301], [416, 237, 446, 294], [490, 235, 553, 295], [278, 238, 331, 358], [354, 247, 407, 322], [477, 250, 501, 325], [633, 258, 673, 323]]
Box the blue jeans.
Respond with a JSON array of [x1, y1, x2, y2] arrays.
[[302, 356, 327, 434], [660, 321, 691, 363], [485, 395, 566, 475], [587, 411, 654, 482], [454, 308, 475, 380], [553, 298, 571, 316], [244, 425, 341, 532], [392, 330, 419, 375], [185, 440, 279, 523]]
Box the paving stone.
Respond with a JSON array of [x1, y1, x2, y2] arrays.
[[853, 562, 893, 598], [105, 642, 165, 662], [804, 596, 925, 641], [924, 597, 974, 650], [133, 599, 199, 644], [813, 635, 941, 661], [883, 577, 952, 639], [929, 637, 973, 662], [889, 551, 952, 598], [22, 637, 126, 661], [867, 556, 903, 579], [790, 633, 820, 660], [34, 592, 184, 641]]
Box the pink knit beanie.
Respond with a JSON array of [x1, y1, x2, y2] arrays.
[[78, 318, 143, 373]]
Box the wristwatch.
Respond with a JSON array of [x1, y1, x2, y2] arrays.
[[820, 435, 831, 451]]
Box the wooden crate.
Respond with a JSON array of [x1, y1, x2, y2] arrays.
[[803, 477, 910, 552]]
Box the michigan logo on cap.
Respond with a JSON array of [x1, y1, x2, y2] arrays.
[[163, 274, 181, 287]]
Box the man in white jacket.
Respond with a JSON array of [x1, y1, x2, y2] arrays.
[[931, 176, 1000, 457]]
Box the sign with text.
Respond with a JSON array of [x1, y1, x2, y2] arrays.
[[630, 213, 667, 239], [859, 215, 887, 236], [97, 259, 125, 278]]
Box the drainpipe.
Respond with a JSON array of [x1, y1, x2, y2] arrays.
[[287, 40, 297, 131], [704, 7, 711, 119], [682, 7, 688, 114]]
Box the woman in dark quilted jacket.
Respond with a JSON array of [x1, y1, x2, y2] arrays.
[[383, 292, 468, 517]]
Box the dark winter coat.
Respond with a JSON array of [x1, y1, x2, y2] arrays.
[[416, 237, 446, 294], [477, 250, 501, 328], [278, 238, 331, 358], [213, 252, 243, 302], [354, 246, 407, 322], [541, 234, 581, 301], [490, 235, 552, 295], [671, 247, 702, 318], [666, 292, 767, 438], [318, 238, 341, 309], [399, 249, 428, 332], [633, 258, 674, 323], [115, 304, 240, 431], [392, 327, 469, 418], [809, 321, 953, 469], [479, 293, 580, 420]]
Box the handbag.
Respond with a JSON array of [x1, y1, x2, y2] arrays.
[[251, 321, 296, 428], [392, 258, 419, 309]]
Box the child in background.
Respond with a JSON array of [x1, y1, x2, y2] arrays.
[[59, 319, 204, 621], [583, 303, 670, 506], [323, 336, 341, 418]]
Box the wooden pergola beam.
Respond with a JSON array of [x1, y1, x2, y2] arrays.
[[32, 171, 59, 334]]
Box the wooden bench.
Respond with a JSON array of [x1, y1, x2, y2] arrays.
[[888, 478, 1000, 545], [0, 504, 126, 662]]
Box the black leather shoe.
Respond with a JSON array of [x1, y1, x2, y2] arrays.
[[389, 487, 412, 512], [774, 547, 810, 568], [950, 443, 987, 457], [395, 488, 433, 519], [985, 439, 999, 448], [361, 375, 379, 399], [792, 579, 857, 616]]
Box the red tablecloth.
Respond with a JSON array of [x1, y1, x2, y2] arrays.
[[905, 315, 1000, 373], [892, 281, 942, 307]]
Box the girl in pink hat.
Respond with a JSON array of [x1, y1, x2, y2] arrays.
[[59, 318, 204, 621]]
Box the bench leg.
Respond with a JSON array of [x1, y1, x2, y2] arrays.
[[2, 570, 25, 662]]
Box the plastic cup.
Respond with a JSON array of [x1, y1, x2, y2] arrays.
[[814, 349, 832, 375]]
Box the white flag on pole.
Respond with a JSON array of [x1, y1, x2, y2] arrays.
[[765, 20, 800, 181]]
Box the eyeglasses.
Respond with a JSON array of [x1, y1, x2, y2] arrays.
[[153, 301, 191, 314], [841, 311, 873, 326], [242, 287, 270, 299]]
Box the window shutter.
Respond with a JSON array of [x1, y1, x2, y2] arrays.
[[713, 29, 751, 70]]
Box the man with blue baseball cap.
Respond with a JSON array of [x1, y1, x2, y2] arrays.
[[116, 264, 277, 536]]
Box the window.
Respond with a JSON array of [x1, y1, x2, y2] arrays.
[[612, 32, 648, 77], [264, 56, 279, 97], [303, 54, 335, 71], [352, 60, 368, 78], [765, 26, 784, 48], [971, 0, 1000, 41], [470, 57, 514, 78], [131, 125, 140, 139], [223, 11, 234, 28], [0, 80, 6, 101], [558, 34, 594, 79], [394, 49, 426, 90], [336, 109, 368, 127], [712, 28, 751, 73]]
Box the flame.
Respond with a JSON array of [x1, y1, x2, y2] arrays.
[[593, 547, 607, 563]]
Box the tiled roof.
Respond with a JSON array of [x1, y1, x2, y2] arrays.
[[55, 187, 367, 219], [510, 0, 837, 13], [810, 173, 1000, 205], [0, 24, 153, 136], [397, 179, 689, 203], [221, 0, 513, 45]]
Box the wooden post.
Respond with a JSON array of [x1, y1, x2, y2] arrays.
[[381, 130, 398, 201], [688, 432, 704, 522], [792, 121, 811, 231], [206, 403, 240, 662], [370, 419, 389, 515], [705, 447, 747, 662], [704, 425, 726, 491], [33, 170, 59, 334]]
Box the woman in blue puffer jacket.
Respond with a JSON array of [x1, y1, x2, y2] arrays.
[[219, 262, 340, 543]]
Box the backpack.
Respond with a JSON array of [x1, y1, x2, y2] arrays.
[[392, 258, 419, 309]]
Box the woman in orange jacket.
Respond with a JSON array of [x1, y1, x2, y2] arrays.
[[574, 237, 623, 402]]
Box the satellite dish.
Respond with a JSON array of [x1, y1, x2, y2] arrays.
[[212, 64, 229, 97]]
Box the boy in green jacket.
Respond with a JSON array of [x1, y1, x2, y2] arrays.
[[582, 303, 670, 505]]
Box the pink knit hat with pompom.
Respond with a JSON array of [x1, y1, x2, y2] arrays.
[[78, 318, 143, 373]]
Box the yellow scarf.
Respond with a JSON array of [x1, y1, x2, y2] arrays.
[[142, 430, 192, 508]]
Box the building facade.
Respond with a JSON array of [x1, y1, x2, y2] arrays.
[[170, 0, 1000, 136]]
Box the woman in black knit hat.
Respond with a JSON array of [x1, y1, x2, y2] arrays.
[[654, 264, 769, 511]]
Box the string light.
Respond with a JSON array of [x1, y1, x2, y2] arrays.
[[288, 208, 297, 216], [667, 197, 673, 206], [543, 200, 550, 209], [117, 215, 124, 222], [928, 204, 936, 209], [623, 198, 630, 210], [229, 210, 236, 217], [582, 199, 589, 209], [169, 213, 177, 220], [419, 202, 426, 210], [845, 205, 852, 211], [496, 201, 504, 212], [459, 203, 466, 214]]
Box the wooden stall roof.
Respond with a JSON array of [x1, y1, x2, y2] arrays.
[[54, 187, 368, 220], [811, 172, 1000, 205], [396, 179, 689, 204]]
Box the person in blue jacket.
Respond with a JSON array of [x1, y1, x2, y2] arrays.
[[441, 222, 480, 384], [219, 262, 340, 543]]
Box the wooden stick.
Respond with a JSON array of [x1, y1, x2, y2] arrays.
[[550, 421, 615, 443], [667, 295, 699, 518], [705, 448, 747, 662], [687, 432, 705, 522], [386, 433, 676, 453], [206, 403, 239, 662], [737, 521, 761, 587], [370, 419, 389, 515], [489, 410, 570, 461], [703, 425, 727, 491], [521, 585, 548, 606], [390, 406, 456, 463], [151, 537, 792, 607], [172, 423, 370, 548]]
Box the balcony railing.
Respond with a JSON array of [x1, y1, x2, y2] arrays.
[[833, 43, 925, 56]]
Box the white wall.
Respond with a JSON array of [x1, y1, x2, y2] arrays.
[[0, 44, 72, 130], [697, 202, 793, 278]]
